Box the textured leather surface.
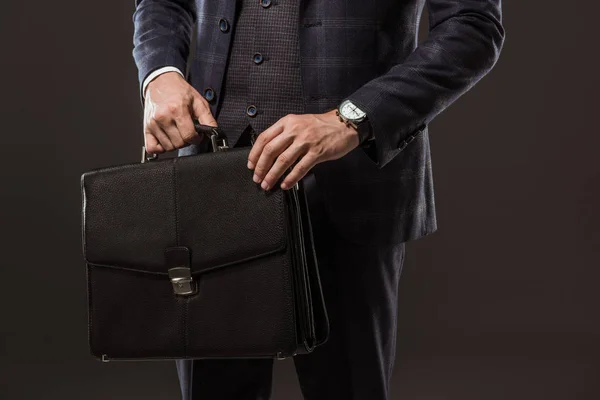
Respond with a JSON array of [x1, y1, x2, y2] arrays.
[[81, 147, 328, 360], [83, 148, 285, 274]]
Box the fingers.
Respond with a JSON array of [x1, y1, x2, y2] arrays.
[[177, 93, 217, 145], [169, 91, 216, 147], [280, 153, 319, 190], [259, 144, 306, 190], [251, 128, 293, 186], [144, 130, 164, 154], [145, 119, 173, 153], [159, 117, 186, 149], [247, 119, 285, 169], [144, 74, 218, 152], [173, 114, 199, 145], [192, 93, 218, 127]]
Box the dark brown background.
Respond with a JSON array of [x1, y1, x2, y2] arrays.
[[1, 0, 598, 399]]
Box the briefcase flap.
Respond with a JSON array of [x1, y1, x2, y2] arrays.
[[81, 148, 288, 276]]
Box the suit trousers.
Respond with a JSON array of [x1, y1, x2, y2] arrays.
[[175, 135, 406, 400]]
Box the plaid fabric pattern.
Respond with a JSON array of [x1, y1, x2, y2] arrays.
[[216, 0, 305, 146], [133, 0, 504, 244]]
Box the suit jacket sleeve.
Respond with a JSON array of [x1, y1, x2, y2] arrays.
[[346, 0, 505, 168], [132, 0, 195, 105]]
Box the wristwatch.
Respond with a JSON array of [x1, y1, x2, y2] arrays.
[[336, 99, 374, 146]]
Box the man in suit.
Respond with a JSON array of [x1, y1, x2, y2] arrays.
[[132, 0, 504, 398]]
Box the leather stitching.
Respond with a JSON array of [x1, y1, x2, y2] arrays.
[[173, 158, 180, 246], [173, 158, 187, 357]]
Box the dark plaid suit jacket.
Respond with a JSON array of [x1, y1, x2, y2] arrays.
[[132, 0, 504, 244]]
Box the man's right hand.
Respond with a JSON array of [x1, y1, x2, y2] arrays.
[[143, 71, 218, 154]]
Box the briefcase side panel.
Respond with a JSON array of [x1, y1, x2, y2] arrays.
[[281, 180, 331, 356], [297, 179, 330, 349], [285, 187, 312, 353]]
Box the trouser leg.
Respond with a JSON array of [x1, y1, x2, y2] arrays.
[[173, 170, 404, 400], [294, 174, 406, 400], [175, 358, 274, 400]]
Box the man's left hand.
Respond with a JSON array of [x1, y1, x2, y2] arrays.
[[247, 109, 360, 190]]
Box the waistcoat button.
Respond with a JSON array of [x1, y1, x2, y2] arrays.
[[253, 53, 264, 64], [218, 18, 230, 32], [260, 0, 272, 8], [203, 87, 215, 102], [246, 105, 258, 117]]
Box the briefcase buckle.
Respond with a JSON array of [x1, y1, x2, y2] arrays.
[[210, 132, 229, 152], [168, 267, 196, 296]]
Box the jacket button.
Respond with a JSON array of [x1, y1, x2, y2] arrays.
[[203, 87, 215, 102], [246, 105, 258, 117], [399, 140, 407, 149], [253, 53, 264, 64], [260, 0, 272, 8], [219, 18, 229, 32]]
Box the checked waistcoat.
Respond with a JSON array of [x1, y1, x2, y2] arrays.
[[215, 0, 306, 147]]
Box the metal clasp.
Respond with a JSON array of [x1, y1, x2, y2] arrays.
[[141, 146, 158, 163], [165, 247, 195, 296], [209, 130, 230, 152], [168, 267, 196, 296]]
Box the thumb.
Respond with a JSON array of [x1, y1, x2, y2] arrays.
[[191, 92, 218, 127], [144, 132, 164, 154]]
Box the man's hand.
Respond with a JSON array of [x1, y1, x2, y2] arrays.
[[247, 109, 360, 191], [143, 72, 218, 154]]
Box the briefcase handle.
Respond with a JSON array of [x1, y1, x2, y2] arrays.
[[141, 118, 229, 163]]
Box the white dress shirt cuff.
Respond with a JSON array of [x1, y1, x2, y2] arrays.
[[142, 66, 185, 99]]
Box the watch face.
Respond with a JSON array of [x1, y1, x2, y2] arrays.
[[340, 100, 366, 121]]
